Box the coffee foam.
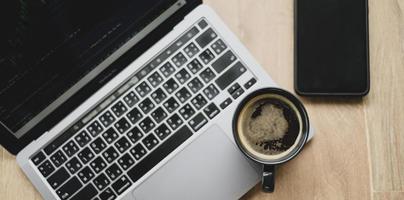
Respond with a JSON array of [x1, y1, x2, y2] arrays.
[[237, 94, 302, 161], [246, 104, 289, 153]]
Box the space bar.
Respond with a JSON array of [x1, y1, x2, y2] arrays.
[[127, 125, 193, 183]]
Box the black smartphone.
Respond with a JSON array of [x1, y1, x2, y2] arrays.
[[295, 0, 370, 96]]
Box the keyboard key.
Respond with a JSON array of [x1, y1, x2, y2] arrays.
[[199, 49, 215, 64], [62, 140, 79, 157], [102, 147, 119, 163], [111, 101, 127, 117], [56, 177, 82, 200], [114, 136, 131, 153], [211, 39, 227, 55], [93, 173, 110, 191], [150, 107, 168, 124], [112, 175, 132, 195], [66, 157, 83, 174], [102, 128, 119, 144], [184, 42, 200, 58], [147, 72, 164, 88], [105, 163, 123, 181], [203, 103, 220, 119], [163, 78, 179, 94], [130, 144, 147, 160], [50, 150, 67, 167], [90, 138, 107, 154], [199, 68, 216, 83], [87, 120, 104, 137], [167, 114, 183, 130], [179, 103, 196, 120], [228, 82, 241, 94], [118, 153, 135, 170], [187, 59, 204, 74], [90, 157, 107, 174], [126, 107, 143, 124], [142, 133, 159, 150], [78, 166, 95, 184], [198, 19, 208, 29], [47, 167, 70, 189], [191, 94, 208, 110], [160, 62, 176, 77], [189, 113, 208, 132], [44, 130, 76, 155], [123, 91, 139, 108], [175, 87, 192, 103], [139, 117, 155, 133], [244, 77, 257, 89], [138, 98, 155, 114], [187, 77, 204, 93], [127, 127, 144, 144], [215, 62, 247, 90], [38, 160, 55, 178], [32, 151, 46, 166], [150, 88, 167, 104], [231, 87, 245, 99], [152, 26, 199, 68], [203, 84, 219, 100], [171, 52, 188, 67], [70, 183, 98, 200], [212, 50, 237, 73], [163, 97, 180, 113], [99, 111, 116, 127], [155, 123, 171, 140], [128, 126, 192, 183], [196, 28, 217, 48], [175, 69, 191, 84], [220, 98, 233, 109], [135, 81, 152, 97], [74, 130, 91, 147], [78, 147, 94, 164], [114, 118, 131, 134], [99, 187, 116, 200]]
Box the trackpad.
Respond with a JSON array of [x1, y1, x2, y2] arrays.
[[132, 125, 259, 200]]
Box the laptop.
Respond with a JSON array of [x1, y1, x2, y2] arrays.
[[0, 0, 314, 199]]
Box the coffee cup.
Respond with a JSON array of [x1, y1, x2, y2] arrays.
[[232, 88, 310, 192]]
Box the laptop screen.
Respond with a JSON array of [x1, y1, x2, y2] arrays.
[[0, 0, 181, 138]]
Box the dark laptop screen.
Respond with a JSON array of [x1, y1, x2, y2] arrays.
[[0, 0, 178, 137]]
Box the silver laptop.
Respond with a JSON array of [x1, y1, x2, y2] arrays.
[[0, 0, 314, 199]]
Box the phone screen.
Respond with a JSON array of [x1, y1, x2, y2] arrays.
[[295, 0, 369, 95]]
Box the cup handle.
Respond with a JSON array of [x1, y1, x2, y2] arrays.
[[262, 165, 275, 192]]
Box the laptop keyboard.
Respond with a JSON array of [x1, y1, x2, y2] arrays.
[[31, 18, 257, 200]]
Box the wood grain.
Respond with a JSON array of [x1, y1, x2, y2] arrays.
[[1, 149, 42, 200], [0, 0, 403, 199], [365, 0, 404, 192], [374, 192, 404, 200]]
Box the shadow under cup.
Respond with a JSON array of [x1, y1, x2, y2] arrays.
[[232, 88, 310, 193]]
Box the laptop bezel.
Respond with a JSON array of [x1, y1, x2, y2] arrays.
[[1, 0, 202, 155]]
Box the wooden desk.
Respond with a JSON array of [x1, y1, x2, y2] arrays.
[[1, 0, 403, 199]]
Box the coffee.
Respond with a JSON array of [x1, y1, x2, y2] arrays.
[[236, 94, 302, 160], [233, 88, 310, 192]]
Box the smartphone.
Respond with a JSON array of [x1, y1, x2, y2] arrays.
[[295, 0, 370, 96]]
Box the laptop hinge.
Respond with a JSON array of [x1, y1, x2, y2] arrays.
[[35, 131, 50, 147]]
